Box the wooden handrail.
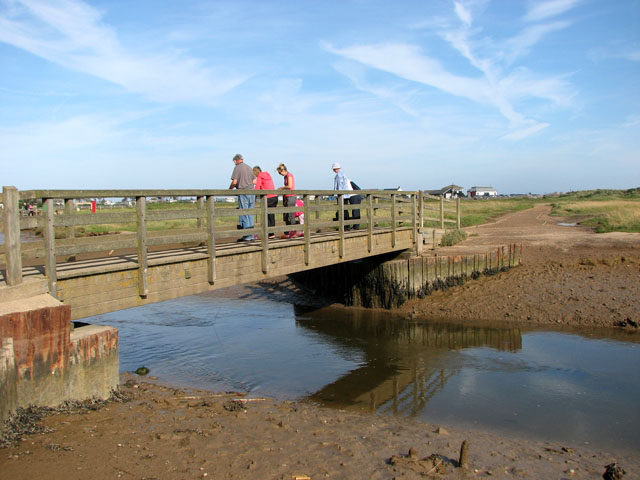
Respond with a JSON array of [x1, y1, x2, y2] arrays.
[[1, 187, 462, 294]]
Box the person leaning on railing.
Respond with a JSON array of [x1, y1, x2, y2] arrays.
[[276, 163, 297, 238], [253, 165, 277, 239], [229, 153, 256, 242], [332, 162, 360, 230]]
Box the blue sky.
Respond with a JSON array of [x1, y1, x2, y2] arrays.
[[1, 0, 638, 194]]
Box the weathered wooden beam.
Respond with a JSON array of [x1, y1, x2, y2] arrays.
[[206, 195, 216, 284], [43, 198, 57, 297], [2, 186, 22, 286], [367, 193, 373, 253], [391, 194, 397, 248], [136, 196, 149, 297], [64, 198, 76, 262], [303, 194, 310, 265], [260, 195, 268, 274], [196, 196, 205, 230], [413, 193, 420, 255], [338, 194, 345, 259]]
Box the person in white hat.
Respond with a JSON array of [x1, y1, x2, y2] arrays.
[[332, 162, 360, 230]]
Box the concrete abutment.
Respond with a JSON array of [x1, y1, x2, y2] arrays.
[[0, 292, 119, 422]]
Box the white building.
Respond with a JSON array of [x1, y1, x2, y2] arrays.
[[467, 186, 498, 198]]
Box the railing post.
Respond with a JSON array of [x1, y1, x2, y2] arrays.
[[338, 194, 345, 258], [43, 197, 57, 297], [391, 194, 397, 248], [456, 197, 461, 229], [2, 186, 22, 286], [196, 196, 205, 229], [412, 193, 420, 255], [136, 195, 148, 297], [440, 196, 445, 229], [64, 198, 76, 262], [64, 198, 75, 239], [206, 195, 216, 283], [314, 195, 321, 228], [375, 196, 380, 227], [418, 190, 424, 230], [367, 193, 373, 253], [260, 195, 268, 274], [411, 193, 417, 239], [303, 194, 310, 265]]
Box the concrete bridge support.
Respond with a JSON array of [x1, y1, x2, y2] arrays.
[[0, 290, 119, 422]]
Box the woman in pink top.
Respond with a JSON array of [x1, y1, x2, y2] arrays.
[[253, 166, 277, 238], [277, 163, 297, 238]]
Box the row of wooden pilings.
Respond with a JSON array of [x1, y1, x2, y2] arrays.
[[293, 245, 522, 309]]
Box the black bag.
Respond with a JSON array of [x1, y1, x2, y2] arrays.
[[350, 180, 361, 190]]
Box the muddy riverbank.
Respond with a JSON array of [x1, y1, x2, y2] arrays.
[[401, 204, 640, 330], [2, 374, 637, 480]]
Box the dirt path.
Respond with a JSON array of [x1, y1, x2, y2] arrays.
[[404, 204, 640, 329]]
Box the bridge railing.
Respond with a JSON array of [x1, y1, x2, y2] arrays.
[[1, 187, 461, 296]]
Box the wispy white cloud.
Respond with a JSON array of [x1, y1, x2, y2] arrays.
[[327, 43, 488, 105], [454, 2, 472, 26], [501, 122, 550, 140], [504, 21, 572, 63], [0, 0, 248, 104], [327, 40, 572, 133], [327, 0, 580, 141], [523, 0, 581, 22]]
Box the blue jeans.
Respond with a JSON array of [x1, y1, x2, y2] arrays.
[[238, 194, 255, 239]]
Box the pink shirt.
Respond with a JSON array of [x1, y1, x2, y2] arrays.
[[255, 171, 277, 198], [283, 172, 296, 197]]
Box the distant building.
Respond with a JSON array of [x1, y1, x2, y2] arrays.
[[425, 184, 464, 198], [467, 186, 498, 198]]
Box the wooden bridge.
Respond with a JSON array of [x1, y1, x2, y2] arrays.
[[1, 187, 461, 320]]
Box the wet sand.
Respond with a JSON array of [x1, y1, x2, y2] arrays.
[[2, 204, 639, 479]]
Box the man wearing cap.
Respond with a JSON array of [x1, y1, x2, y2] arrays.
[[230, 154, 256, 242], [332, 162, 360, 230]]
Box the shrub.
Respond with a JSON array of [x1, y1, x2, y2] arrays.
[[440, 229, 467, 246]]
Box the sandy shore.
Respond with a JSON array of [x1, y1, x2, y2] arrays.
[[2, 374, 637, 480], [1, 204, 639, 479]]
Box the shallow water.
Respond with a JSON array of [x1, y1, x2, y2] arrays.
[[89, 291, 640, 454]]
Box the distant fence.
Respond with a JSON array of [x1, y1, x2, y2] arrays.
[[1, 187, 461, 296]]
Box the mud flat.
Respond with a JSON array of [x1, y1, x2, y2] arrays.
[[402, 204, 640, 330], [1, 375, 638, 480]]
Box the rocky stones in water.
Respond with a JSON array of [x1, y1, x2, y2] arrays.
[[614, 318, 638, 328], [603, 462, 626, 480], [135, 366, 150, 376], [388, 449, 449, 475]]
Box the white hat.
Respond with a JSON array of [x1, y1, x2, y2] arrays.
[[331, 162, 341, 170]]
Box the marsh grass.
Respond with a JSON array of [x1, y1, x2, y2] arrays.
[[551, 199, 640, 232]]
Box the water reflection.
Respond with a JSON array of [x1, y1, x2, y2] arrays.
[[297, 309, 522, 416]]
